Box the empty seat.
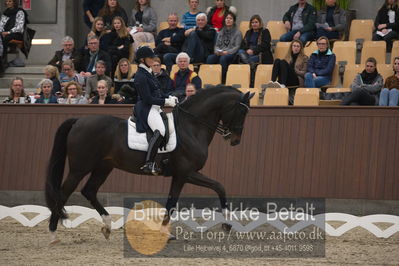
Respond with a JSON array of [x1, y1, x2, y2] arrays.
[[158, 21, 169, 32], [391, 41, 399, 64], [274, 42, 291, 59], [238, 88, 260, 106], [254, 64, 273, 89], [294, 88, 320, 106], [226, 64, 251, 88], [349, 19, 374, 42], [304, 41, 318, 57], [343, 64, 361, 88], [266, 21, 287, 41], [326, 87, 352, 93], [378, 64, 394, 81], [239, 21, 249, 37], [139, 42, 156, 49], [198, 64, 222, 87], [333, 41, 357, 65], [170, 64, 194, 77], [263, 87, 289, 106], [130, 64, 138, 74], [361, 41, 386, 65]]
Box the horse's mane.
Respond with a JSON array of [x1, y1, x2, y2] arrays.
[[180, 86, 242, 108]]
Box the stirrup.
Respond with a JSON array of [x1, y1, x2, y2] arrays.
[[141, 162, 161, 175]]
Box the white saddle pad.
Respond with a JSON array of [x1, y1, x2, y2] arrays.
[[127, 113, 177, 153]]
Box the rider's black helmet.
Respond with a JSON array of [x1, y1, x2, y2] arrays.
[[135, 46, 156, 61]]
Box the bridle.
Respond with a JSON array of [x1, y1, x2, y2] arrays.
[[175, 101, 250, 138]]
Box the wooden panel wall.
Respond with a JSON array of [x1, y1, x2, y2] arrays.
[[0, 105, 398, 200]]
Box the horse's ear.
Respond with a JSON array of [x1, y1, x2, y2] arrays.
[[249, 92, 255, 100], [242, 91, 250, 102]]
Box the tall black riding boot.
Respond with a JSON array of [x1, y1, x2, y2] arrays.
[[141, 130, 164, 175]]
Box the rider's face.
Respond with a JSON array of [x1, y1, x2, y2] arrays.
[[144, 57, 155, 66]]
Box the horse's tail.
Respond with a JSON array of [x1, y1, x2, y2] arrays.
[[45, 118, 78, 219]]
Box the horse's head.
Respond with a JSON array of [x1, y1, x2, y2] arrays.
[[220, 91, 255, 146]]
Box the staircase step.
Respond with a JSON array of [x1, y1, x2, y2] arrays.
[[5, 65, 46, 75], [0, 75, 42, 88]]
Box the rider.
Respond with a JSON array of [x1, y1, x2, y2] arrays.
[[134, 46, 178, 175]]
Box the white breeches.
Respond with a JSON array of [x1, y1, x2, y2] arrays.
[[147, 105, 165, 136]]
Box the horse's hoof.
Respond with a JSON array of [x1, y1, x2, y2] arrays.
[[101, 226, 111, 240], [222, 223, 232, 232], [49, 238, 60, 245]]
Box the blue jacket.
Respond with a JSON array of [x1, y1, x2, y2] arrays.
[[134, 66, 166, 133], [307, 49, 336, 78], [35, 95, 58, 104]]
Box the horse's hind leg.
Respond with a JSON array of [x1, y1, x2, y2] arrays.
[[81, 161, 113, 240]]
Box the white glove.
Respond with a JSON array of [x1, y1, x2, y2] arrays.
[[164, 96, 178, 107]]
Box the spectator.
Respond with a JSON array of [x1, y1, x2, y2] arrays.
[[90, 80, 117, 104], [129, 0, 157, 53], [185, 83, 197, 99], [60, 60, 85, 89], [155, 13, 185, 70], [98, 0, 128, 30], [379, 57, 399, 106], [373, 0, 399, 53], [0, 0, 29, 73], [151, 57, 173, 95], [342, 57, 383, 106], [2, 77, 27, 104], [238, 14, 273, 65], [315, 0, 346, 40], [113, 58, 137, 103], [80, 35, 112, 77], [35, 79, 58, 104], [85, 60, 113, 99], [48, 36, 82, 71], [83, 0, 106, 28], [183, 13, 216, 63], [270, 40, 309, 88], [182, 0, 201, 30], [170, 52, 201, 100], [86, 17, 108, 50], [206, 0, 237, 32], [43, 65, 62, 95], [280, 0, 316, 44], [59, 81, 88, 104], [304, 36, 336, 88], [206, 12, 242, 83], [104, 16, 133, 75]]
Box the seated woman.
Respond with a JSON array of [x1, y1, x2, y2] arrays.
[[0, 0, 29, 73], [129, 0, 157, 53], [104, 16, 133, 75], [85, 60, 113, 99], [206, 12, 242, 83], [35, 79, 58, 104], [206, 0, 237, 32], [238, 14, 273, 65], [373, 0, 399, 52], [59, 60, 85, 89], [3, 77, 27, 104], [43, 65, 62, 95], [315, 0, 346, 40], [304, 36, 336, 88], [98, 0, 128, 30], [182, 0, 201, 30], [58, 81, 88, 104], [379, 57, 399, 106], [342, 57, 384, 106], [113, 58, 137, 103], [151, 57, 173, 95], [86, 16, 108, 50], [90, 80, 117, 104], [270, 40, 309, 88]]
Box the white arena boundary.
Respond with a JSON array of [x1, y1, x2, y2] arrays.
[[0, 205, 398, 238]]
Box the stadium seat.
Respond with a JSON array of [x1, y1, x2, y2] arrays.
[[254, 64, 273, 89], [349, 19, 374, 42], [226, 64, 251, 88], [198, 64, 222, 88], [238, 88, 260, 106], [333, 41, 357, 65], [263, 87, 289, 106], [239, 21, 249, 37], [140, 42, 156, 49], [360, 41, 386, 65], [391, 41, 399, 64], [326, 87, 352, 93], [130, 64, 138, 74], [266, 21, 287, 41], [170, 64, 194, 77], [378, 64, 394, 81], [321, 63, 340, 89], [303, 41, 318, 57], [158, 21, 169, 32], [274, 42, 290, 59], [294, 88, 320, 106], [343, 64, 361, 88]]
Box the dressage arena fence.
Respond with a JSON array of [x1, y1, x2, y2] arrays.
[[1, 205, 398, 238]]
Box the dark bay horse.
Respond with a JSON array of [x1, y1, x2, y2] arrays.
[[45, 86, 254, 243]]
